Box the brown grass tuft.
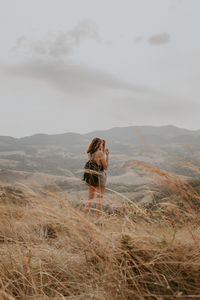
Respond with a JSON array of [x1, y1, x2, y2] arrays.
[[0, 160, 200, 299]]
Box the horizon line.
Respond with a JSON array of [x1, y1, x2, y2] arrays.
[[0, 124, 199, 139]]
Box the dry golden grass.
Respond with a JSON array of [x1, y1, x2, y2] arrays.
[[0, 161, 200, 299]]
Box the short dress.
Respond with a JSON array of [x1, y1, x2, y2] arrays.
[[89, 151, 107, 187]]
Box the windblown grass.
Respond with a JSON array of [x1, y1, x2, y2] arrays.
[[0, 160, 200, 299]]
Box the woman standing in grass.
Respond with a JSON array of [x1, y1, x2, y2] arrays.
[[83, 137, 109, 217]]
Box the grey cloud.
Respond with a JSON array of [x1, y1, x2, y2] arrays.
[[15, 36, 27, 48], [148, 33, 170, 45], [3, 58, 153, 98], [104, 40, 113, 46], [135, 33, 170, 46], [14, 19, 100, 57], [135, 36, 144, 43]]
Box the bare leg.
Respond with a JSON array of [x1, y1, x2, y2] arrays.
[[84, 185, 96, 214], [96, 186, 105, 218]]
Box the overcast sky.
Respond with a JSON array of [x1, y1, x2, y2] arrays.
[[0, 0, 200, 137]]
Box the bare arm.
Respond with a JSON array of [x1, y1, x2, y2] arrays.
[[98, 149, 109, 170]]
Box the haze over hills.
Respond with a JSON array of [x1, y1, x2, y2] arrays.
[[1, 124, 200, 149], [85, 124, 200, 139], [0, 125, 199, 192]]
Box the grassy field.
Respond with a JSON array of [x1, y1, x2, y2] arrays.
[[0, 163, 200, 299]]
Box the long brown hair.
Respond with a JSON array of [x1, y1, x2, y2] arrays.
[[86, 137, 102, 154]]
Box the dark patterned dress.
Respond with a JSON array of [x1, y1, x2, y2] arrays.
[[83, 151, 107, 187]]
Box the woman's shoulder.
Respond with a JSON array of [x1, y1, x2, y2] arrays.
[[89, 151, 98, 158], [95, 150, 104, 158], [89, 150, 104, 160]]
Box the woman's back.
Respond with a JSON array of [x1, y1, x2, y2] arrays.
[[89, 151, 104, 171]]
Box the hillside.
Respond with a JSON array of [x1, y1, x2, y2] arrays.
[[0, 125, 199, 193]]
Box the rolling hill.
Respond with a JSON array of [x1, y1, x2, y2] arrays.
[[0, 125, 199, 191]]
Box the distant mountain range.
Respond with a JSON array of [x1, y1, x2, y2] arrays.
[[1, 124, 200, 150], [0, 125, 199, 191]]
